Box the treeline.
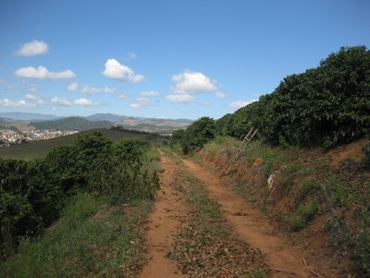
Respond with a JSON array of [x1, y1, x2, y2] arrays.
[[173, 46, 370, 153], [0, 132, 159, 259]]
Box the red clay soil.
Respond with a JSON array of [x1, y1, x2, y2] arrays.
[[139, 153, 188, 278], [326, 138, 369, 167], [181, 157, 328, 278]]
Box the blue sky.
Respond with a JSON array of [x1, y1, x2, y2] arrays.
[[0, 0, 369, 120]]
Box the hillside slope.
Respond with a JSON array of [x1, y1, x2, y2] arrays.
[[0, 128, 166, 159], [31, 117, 112, 131], [194, 136, 370, 276]]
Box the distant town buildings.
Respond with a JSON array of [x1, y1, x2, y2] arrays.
[[0, 129, 78, 147]]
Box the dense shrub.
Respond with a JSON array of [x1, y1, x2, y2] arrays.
[[215, 46, 370, 148], [0, 159, 63, 259], [180, 117, 216, 154], [215, 113, 233, 136], [90, 139, 159, 204], [171, 129, 185, 145], [0, 132, 159, 259], [225, 100, 265, 139]]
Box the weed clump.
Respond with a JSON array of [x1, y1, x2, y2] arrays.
[[289, 199, 319, 231]]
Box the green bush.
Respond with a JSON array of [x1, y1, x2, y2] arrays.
[[0, 158, 64, 259], [215, 113, 234, 136], [181, 117, 216, 154], [171, 129, 185, 145], [90, 139, 160, 204], [0, 132, 160, 260]]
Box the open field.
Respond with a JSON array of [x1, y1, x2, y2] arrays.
[[0, 128, 167, 160]]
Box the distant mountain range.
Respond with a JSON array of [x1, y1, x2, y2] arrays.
[[0, 112, 61, 121], [84, 113, 128, 122], [0, 112, 192, 133]]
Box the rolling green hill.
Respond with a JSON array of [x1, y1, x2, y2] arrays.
[[0, 128, 167, 160], [31, 117, 112, 131]]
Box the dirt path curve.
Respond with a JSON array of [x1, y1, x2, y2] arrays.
[[139, 152, 187, 278], [181, 157, 319, 278]]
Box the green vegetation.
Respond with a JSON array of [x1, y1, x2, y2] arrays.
[[0, 131, 160, 264], [0, 192, 151, 277], [172, 116, 216, 154], [0, 127, 167, 160], [170, 47, 370, 275], [200, 137, 370, 275], [217, 46, 370, 148], [218, 101, 262, 141], [171, 47, 370, 273], [175, 47, 370, 155], [243, 270, 268, 278], [324, 209, 370, 276], [289, 199, 319, 231]]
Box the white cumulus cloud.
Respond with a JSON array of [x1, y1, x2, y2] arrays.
[[117, 94, 127, 99], [102, 58, 144, 82], [25, 94, 44, 104], [130, 97, 149, 108], [229, 100, 257, 109], [140, 90, 160, 97], [166, 94, 194, 103], [0, 98, 29, 107], [51, 96, 94, 106], [25, 94, 39, 100], [16, 40, 48, 56], [51, 97, 73, 106], [74, 98, 93, 106], [67, 82, 79, 91], [172, 70, 218, 94], [81, 86, 115, 94], [15, 66, 76, 79]]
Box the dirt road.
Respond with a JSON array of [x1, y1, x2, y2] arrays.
[[140, 152, 326, 277], [181, 157, 320, 278], [139, 153, 187, 278]]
